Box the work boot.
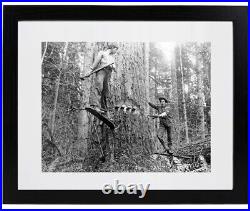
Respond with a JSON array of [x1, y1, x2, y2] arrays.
[[89, 104, 98, 109], [164, 147, 173, 155], [94, 107, 106, 114], [168, 146, 174, 155], [99, 107, 107, 113]]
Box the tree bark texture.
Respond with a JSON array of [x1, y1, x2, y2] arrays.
[[179, 45, 190, 144]]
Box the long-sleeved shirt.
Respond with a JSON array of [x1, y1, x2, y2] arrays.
[[91, 50, 116, 70], [148, 102, 173, 127]]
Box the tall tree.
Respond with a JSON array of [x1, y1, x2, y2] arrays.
[[170, 61, 181, 147], [199, 43, 211, 134], [41, 42, 48, 65], [144, 42, 150, 115], [179, 44, 189, 144], [77, 42, 95, 158], [196, 45, 206, 142], [51, 42, 69, 135]]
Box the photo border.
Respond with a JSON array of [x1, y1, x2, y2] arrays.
[[3, 5, 248, 204]]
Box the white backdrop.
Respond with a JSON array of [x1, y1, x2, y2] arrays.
[[18, 21, 233, 190]]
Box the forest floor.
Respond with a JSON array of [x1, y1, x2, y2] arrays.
[[42, 152, 210, 173], [43, 154, 170, 172]]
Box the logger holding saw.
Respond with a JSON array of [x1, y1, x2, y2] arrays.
[[148, 97, 174, 155], [80, 42, 119, 129]]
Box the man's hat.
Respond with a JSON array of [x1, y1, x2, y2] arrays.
[[107, 42, 119, 49], [158, 97, 169, 103]]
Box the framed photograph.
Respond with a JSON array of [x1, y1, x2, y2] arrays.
[[3, 5, 247, 204]]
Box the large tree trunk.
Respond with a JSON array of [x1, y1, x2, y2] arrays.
[[76, 43, 95, 158], [179, 45, 189, 144], [104, 42, 155, 160], [67, 42, 155, 165]]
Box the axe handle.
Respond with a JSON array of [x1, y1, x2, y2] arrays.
[[80, 62, 114, 80], [148, 115, 160, 118]]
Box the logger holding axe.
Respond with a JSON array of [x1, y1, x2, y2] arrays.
[[80, 42, 118, 111]]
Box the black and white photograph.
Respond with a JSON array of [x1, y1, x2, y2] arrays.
[[42, 41, 211, 173], [3, 3, 248, 206]]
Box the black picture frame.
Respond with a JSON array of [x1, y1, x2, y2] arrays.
[[3, 5, 248, 204]]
